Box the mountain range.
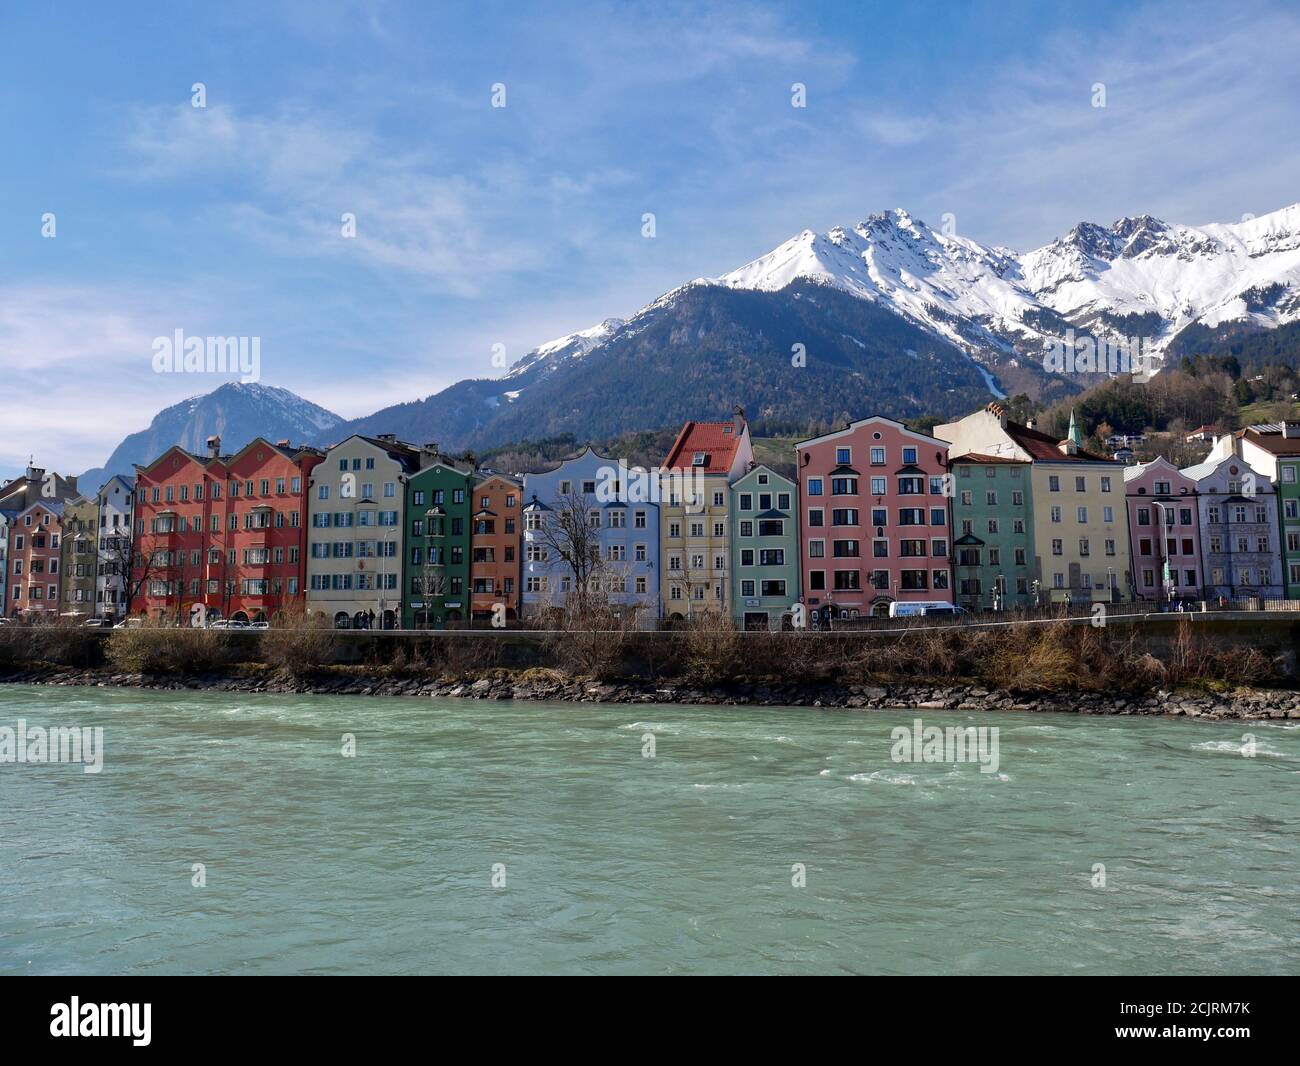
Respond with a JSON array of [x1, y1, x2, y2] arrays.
[[77, 201, 1300, 486], [76, 384, 344, 489]]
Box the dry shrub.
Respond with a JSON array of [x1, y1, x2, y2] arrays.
[[538, 603, 637, 680], [35, 620, 105, 667], [738, 630, 835, 684], [980, 622, 1079, 693], [105, 617, 241, 674], [0, 624, 28, 667], [681, 612, 746, 685], [0, 620, 105, 668], [260, 603, 337, 678], [852, 626, 965, 682], [427, 633, 504, 679]]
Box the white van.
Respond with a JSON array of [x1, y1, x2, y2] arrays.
[[889, 601, 964, 618]]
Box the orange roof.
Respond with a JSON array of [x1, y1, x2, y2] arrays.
[[663, 421, 745, 473]]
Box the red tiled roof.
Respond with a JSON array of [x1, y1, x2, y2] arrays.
[[663, 421, 745, 473], [1004, 420, 1114, 463]]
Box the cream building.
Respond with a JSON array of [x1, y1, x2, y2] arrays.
[[659, 413, 753, 620], [306, 434, 433, 628]]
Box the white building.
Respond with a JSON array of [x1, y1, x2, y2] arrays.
[[94, 474, 135, 620]]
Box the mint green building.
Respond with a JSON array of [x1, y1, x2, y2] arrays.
[[950, 455, 1037, 610], [403, 460, 474, 628], [1282, 453, 1300, 597], [729, 465, 799, 629]]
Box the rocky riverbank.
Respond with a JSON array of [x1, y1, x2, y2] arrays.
[[4, 663, 1299, 720]]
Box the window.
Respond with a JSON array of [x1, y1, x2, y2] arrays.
[[806, 478, 823, 496], [870, 447, 885, 465], [833, 570, 861, 590], [836, 447, 851, 464], [902, 446, 917, 465]]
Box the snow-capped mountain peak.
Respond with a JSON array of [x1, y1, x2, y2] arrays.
[[695, 201, 1300, 361], [505, 317, 626, 380]]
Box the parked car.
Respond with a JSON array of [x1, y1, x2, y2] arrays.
[[919, 605, 968, 618], [0, 617, 12, 626], [82, 617, 112, 627], [249, 621, 270, 630], [114, 617, 143, 629]]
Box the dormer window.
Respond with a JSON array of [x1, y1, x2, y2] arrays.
[[692, 453, 707, 467]]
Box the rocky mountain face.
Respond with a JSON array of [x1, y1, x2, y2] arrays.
[[77, 382, 343, 490]]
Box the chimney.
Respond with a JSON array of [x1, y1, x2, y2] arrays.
[[276, 438, 291, 448], [733, 404, 746, 437], [377, 433, 397, 443], [1025, 417, 1037, 430], [207, 435, 222, 458], [1284, 421, 1300, 439], [986, 401, 1007, 429], [25, 465, 44, 482]]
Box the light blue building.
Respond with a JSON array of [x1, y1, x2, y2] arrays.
[[522, 447, 661, 626]]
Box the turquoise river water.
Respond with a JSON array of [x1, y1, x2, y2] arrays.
[[0, 683, 1296, 975]]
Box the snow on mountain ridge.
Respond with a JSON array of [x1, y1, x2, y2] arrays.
[[505, 317, 626, 380], [453, 202, 1300, 413], [698, 201, 1300, 359]]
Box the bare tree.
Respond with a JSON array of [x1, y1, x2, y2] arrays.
[[534, 489, 606, 619]]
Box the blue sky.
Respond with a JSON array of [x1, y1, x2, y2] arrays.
[[2, 0, 1299, 479]]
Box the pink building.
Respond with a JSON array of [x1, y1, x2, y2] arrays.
[[795, 416, 952, 622], [1122, 458, 1204, 604]]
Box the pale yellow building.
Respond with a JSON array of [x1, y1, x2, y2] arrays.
[[659, 414, 753, 620]]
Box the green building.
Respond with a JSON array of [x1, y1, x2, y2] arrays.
[[1283, 453, 1300, 598], [950, 455, 1037, 611], [729, 464, 799, 630], [404, 460, 474, 627]]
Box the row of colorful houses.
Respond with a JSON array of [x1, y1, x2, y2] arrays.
[[6, 404, 1300, 627]]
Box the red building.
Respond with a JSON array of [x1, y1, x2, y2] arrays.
[[7, 501, 65, 619], [131, 436, 323, 624], [795, 416, 953, 622]]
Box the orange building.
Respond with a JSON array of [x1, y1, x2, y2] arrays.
[[470, 474, 522, 624]]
